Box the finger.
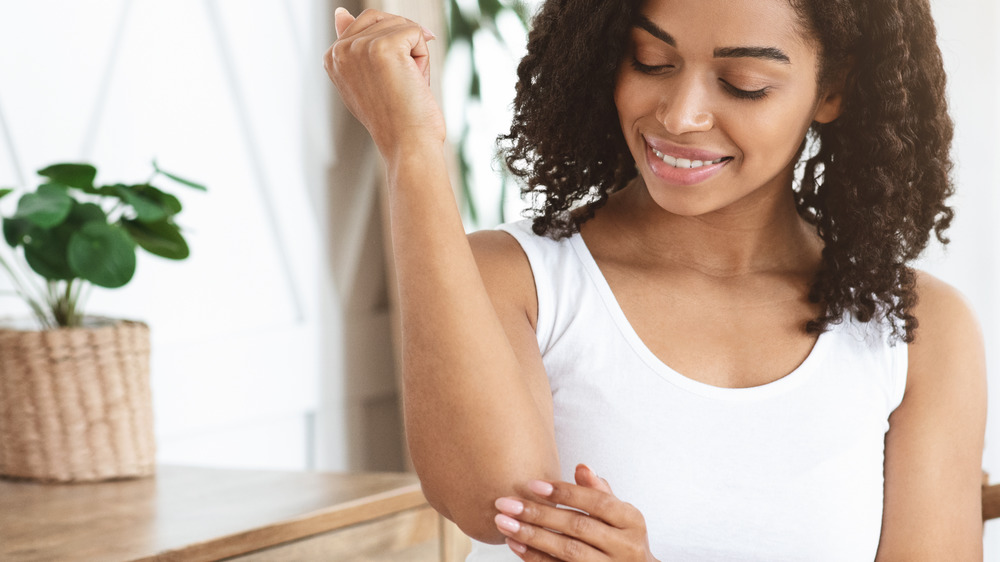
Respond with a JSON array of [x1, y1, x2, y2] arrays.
[[352, 19, 432, 79], [516, 544, 563, 562], [496, 513, 608, 562], [528, 479, 634, 529], [506, 537, 529, 557], [509, 539, 563, 562], [575, 464, 614, 495], [497, 496, 615, 552], [338, 9, 435, 42], [334, 7, 355, 39]]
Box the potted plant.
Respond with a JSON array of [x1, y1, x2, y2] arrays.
[[0, 161, 205, 482]]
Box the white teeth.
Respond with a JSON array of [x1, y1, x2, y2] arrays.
[[651, 147, 726, 169]]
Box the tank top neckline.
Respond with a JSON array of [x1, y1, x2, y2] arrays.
[[568, 230, 833, 401]]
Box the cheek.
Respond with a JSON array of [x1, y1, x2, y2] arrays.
[[614, 73, 659, 131], [734, 97, 818, 159]]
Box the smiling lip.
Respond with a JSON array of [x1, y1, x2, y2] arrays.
[[644, 137, 732, 186], [643, 135, 730, 162]]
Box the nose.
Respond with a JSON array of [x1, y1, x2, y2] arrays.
[[655, 73, 714, 135]]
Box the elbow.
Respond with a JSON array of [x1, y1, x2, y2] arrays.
[[423, 484, 508, 544]]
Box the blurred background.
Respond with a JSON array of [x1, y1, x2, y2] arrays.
[[0, 0, 996, 553]]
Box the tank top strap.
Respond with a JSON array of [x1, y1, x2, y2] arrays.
[[495, 219, 587, 355]]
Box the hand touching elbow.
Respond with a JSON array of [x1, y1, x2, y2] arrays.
[[494, 464, 660, 561]]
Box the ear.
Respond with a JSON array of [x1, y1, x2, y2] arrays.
[[813, 64, 851, 124], [813, 87, 844, 124]]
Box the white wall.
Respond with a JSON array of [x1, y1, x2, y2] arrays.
[[0, 0, 336, 471]]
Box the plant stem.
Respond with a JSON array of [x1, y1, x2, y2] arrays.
[[0, 249, 52, 329], [64, 279, 78, 327]]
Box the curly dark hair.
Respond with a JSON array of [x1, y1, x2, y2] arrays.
[[499, 0, 954, 343]]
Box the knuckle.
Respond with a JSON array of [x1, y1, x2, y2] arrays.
[[570, 514, 593, 536], [331, 40, 349, 62], [594, 494, 616, 515], [560, 538, 585, 561], [622, 501, 641, 520], [368, 38, 394, 58], [518, 521, 536, 540]]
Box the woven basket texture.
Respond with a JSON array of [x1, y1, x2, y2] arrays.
[[0, 319, 155, 482]]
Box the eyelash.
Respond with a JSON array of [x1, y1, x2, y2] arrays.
[[630, 58, 771, 101]]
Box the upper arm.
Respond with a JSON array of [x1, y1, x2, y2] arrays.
[[875, 272, 987, 561], [466, 230, 555, 433]]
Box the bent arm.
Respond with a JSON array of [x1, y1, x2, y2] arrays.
[[389, 149, 560, 544], [875, 272, 987, 560], [324, 9, 560, 544]]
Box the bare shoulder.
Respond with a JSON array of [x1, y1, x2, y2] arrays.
[[467, 229, 539, 329], [907, 270, 985, 390], [875, 270, 986, 560]]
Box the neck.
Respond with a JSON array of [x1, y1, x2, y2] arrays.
[[607, 176, 822, 278]]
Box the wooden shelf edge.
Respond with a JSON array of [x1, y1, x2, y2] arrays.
[[140, 483, 428, 562]]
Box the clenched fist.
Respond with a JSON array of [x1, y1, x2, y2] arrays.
[[324, 8, 445, 161]]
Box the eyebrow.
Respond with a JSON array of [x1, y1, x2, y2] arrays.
[[634, 15, 792, 65], [636, 15, 676, 46], [714, 46, 790, 64]]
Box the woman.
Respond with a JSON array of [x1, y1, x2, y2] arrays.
[[325, 0, 987, 559]]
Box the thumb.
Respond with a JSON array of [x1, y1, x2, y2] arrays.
[[334, 7, 355, 38], [575, 464, 614, 495]]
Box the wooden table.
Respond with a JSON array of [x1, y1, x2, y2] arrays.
[[0, 466, 471, 561]]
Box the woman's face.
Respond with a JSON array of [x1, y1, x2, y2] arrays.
[[615, 0, 841, 217]]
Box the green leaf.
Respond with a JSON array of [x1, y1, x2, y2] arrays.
[[68, 201, 108, 224], [23, 227, 74, 280], [448, 0, 477, 42], [115, 184, 167, 223], [122, 218, 189, 260], [3, 217, 33, 248], [12, 185, 73, 228], [67, 222, 136, 288], [81, 183, 120, 197], [152, 160, 207, 191], [37, 163, 97, 189], [478, 0, 503, 19], [134, 184, 182, 216], [148, 187, 182, 215], [0, 188, 13, 200]]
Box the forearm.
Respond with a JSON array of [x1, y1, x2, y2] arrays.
[[385, 146, 559, 542]]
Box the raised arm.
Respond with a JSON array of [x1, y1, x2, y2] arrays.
[[324, 8, 560, 543], [875, 272, 987, 560]]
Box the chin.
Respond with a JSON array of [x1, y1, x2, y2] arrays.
[[640, 180, 733, 218]]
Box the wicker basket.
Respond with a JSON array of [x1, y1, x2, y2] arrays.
[[0, 319, 155, 482]]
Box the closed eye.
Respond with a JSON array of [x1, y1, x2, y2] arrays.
[[719, 79, 769, 101], [630, 58, 673, 75]]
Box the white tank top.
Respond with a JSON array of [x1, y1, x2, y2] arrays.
[[467, 219, 907, 562]]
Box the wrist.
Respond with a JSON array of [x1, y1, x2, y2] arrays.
[[381, 141, 447, 176]]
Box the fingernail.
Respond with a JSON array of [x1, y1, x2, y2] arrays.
[[421, 26, 437, 40], [495, 497, 524, 515], [495, 513, 520, 532], [528, 480, 554, 496], [335, 7, 347, 16], [506, 538, 528, 554]]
